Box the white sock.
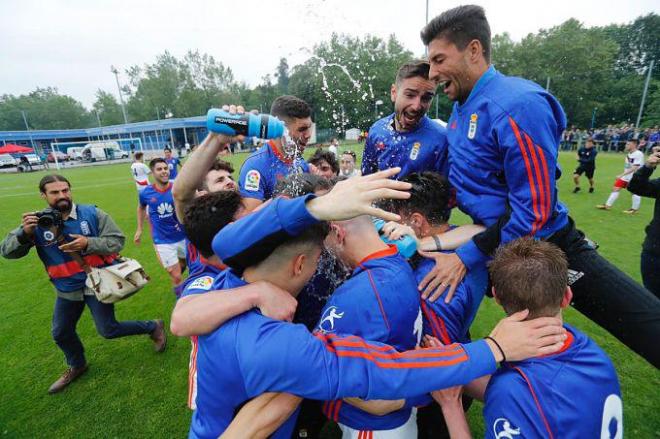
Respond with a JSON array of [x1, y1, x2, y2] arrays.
[[632, 195, 641, 210], [606, 191, 619, 207]]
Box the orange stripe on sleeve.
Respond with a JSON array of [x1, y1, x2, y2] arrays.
[[535, 144, 552, 222], [524, 133, 547, 227], [509, 117, 542, 234]]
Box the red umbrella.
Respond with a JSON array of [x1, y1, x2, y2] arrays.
[[0, 144, 34, 154]]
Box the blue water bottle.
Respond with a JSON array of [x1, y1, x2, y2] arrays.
[[372, 218, 418, 259], [206, 109, 285, 139]]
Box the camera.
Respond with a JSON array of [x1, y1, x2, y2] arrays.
[[36, 208, 63, 229]]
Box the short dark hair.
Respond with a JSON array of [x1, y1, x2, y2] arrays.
[[209, 159, 234, 174], [386, 172, 452, 225], [341, 150, 357, 161], [134, 152, 144, 160], [270, 95, 312, 121], [39, 174, 71, 193], [395, 60, 431, 85], [420, 5, 491, 62], [489, 238, 568, 319], [149, 158, 167, 170], [309, 148, 339, 175], [164, 148, 172, 152], [183, 191, 243, 258], [275, 173, 333, 198]]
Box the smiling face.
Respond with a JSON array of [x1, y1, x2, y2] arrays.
[[390, 76, 436, 132], [203, 169, 236, 192], [152, 161, 170, 185], [427, 36, 489, 104]]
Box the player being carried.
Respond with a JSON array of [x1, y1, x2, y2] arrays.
[[597, 138, 644, 213], [135, 158, 187, 293]]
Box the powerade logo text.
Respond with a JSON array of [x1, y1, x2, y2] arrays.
[[214, 116, 247, 126]]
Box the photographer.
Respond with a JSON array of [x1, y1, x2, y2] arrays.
[[628, 148, 660, 298], [0, 175, 166, 394]]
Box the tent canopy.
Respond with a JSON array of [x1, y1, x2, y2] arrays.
[[0, 144, 34, 154]]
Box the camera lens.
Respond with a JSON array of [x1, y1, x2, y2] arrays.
[[38, 215, 54, 228]]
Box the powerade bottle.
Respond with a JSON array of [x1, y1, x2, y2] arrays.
[[372, 218, 418, 259], [206, 109, 285, 139]]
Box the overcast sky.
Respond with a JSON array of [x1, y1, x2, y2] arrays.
[[1, 0, 657, 108]]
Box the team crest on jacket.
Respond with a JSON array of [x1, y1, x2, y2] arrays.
[[43, 230, 55, 242], [493, 418, 520, 438], [410, 142, 421, 160], [468, 113, 478, 139], [80, 220, 90, 236], [318, 306, 344, 333]]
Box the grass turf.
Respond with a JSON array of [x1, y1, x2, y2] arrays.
[[0, 146, 658, 437]]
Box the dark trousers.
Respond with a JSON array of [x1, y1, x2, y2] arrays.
[[52, 294, 156, 368], [549, 218, 660, 368], [641, 249, 660, 299]]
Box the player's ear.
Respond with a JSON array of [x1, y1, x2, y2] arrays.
[[491, 287, 500, 304], [292, 253, 306, 276], [409, 212, 425, 228], [390, 84, 397, 103], [560, 287, 573, 309]]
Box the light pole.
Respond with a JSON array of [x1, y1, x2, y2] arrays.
[[110, 65, 129, 125], [20, 110, 37, 152], [636, 59, 655, 129], [374, 99, 383, 119]]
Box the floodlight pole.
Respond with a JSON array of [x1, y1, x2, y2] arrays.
[[424, 0, 429, 56], [20, 110, 37, 152], [110, 65, 129, 125], [636, 59, 655, 129]]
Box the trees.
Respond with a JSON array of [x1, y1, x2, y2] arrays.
[[92, 90, 124, 126], [0, 88, 92, 131]]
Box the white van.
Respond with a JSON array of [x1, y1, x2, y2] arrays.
[[81, 142, 129, 161], [67, 147, 85, 160]]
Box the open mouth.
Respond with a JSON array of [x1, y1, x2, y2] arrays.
[[438, 79, 451, 93], [402, 112, 420, 126]]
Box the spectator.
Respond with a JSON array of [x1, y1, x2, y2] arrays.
[[628, 147, 660, 298], [339, 150, 361, 178], [0, 175, 166, 394], [309, 147, 339, 178], [328, 137, 339, 157]]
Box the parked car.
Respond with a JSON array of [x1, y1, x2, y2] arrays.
[[81, 142, 129, 161], [0, 154, 18, 168], [21, 154, 43, 165], [47, 151, 70, 162]]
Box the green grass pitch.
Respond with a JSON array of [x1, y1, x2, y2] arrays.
[[0, 146, 658, 437]]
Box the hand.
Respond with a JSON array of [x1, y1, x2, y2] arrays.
[[431, 385, 463, 408], [417, 251, 467, 303], [308, 163, 321, 176], [381, 221, 419, 243], [254, 281, 298, 322], [211, 104, 246, 145], [421, 334, 442, 348], [305, 168, 411, 222], [487, 310, 567, 362], [134, 230, 142, 245], [21, 212, 39, 236], [646, 153, 660, 168], [58, 234, 89, 253]]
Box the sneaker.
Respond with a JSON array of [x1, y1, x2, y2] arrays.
[[48, 364, 89, 394], [596, 204, 611, 210], [573, 187, 581, 193], [589, 187, 594, 193], [150, 320, 167, 353], [622, 209, 639, 214]]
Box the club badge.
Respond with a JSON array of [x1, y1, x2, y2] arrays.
[[410, 142, 421, 160], [468, 113, 478, 139], [43, 231, 55, 242]]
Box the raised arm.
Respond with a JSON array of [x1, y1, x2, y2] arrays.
[[172, 133, 229, 222]]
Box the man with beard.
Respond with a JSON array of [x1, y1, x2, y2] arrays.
[[135, 158, 187, 291], [362, 60, 448, 179], [238, 95, 313, 212], [0, 175, 165, 394], [419, 5, 660, 367]]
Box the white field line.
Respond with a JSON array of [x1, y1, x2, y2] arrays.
[[0, 179, 132, 199]]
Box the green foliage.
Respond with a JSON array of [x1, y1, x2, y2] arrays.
[[92, 90, 124, 126], [288, 33, 413, 132], [0, 88, 93, 131]]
